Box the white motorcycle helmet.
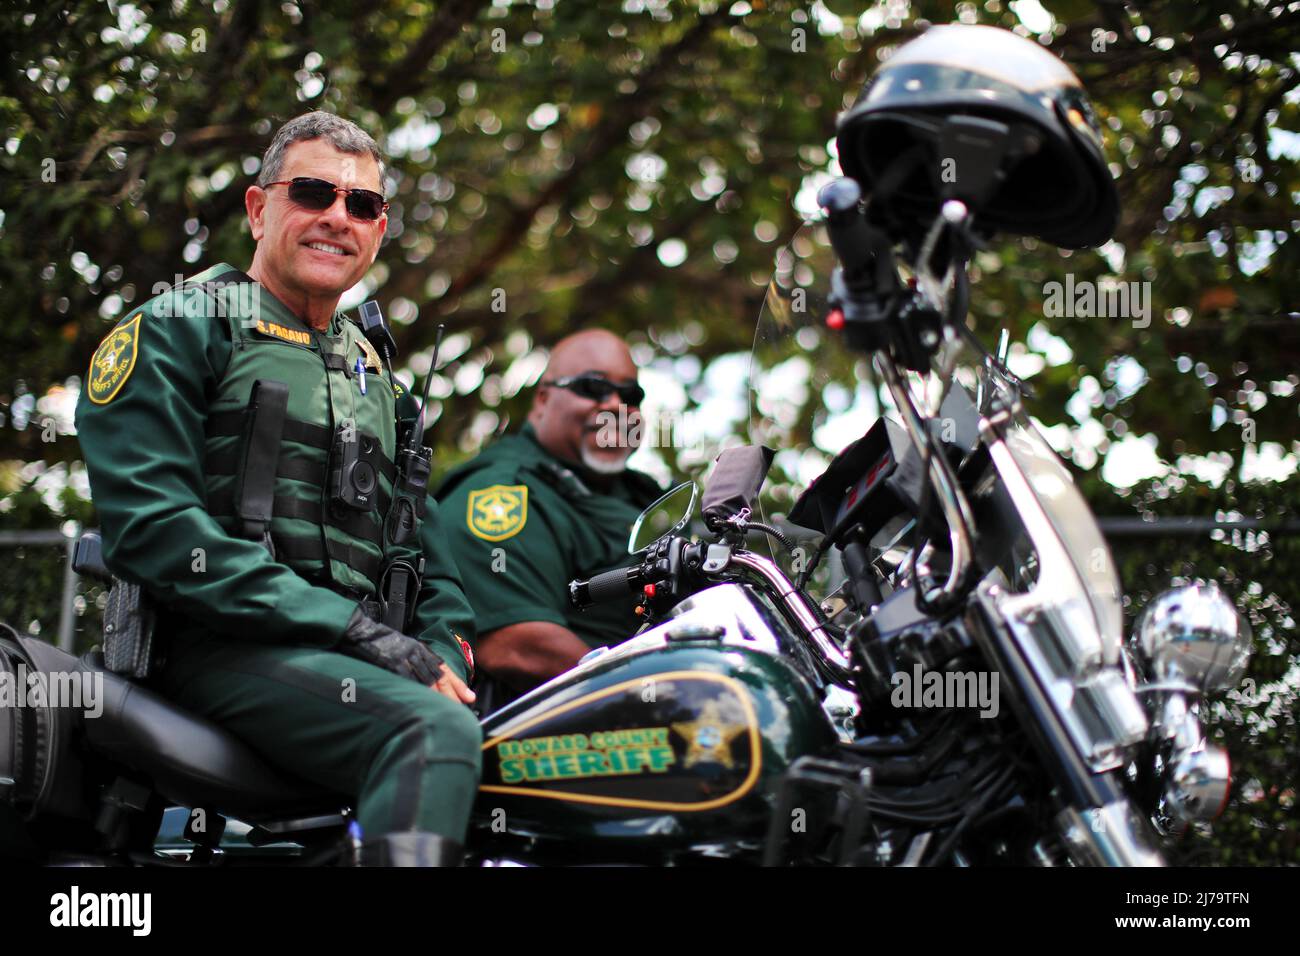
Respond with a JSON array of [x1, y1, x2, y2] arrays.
[[836, 24, 1119, 249]]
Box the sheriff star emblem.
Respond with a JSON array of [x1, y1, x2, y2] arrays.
[[87, 313, 143, 405], [671, 700, 748, 770], [467, 484, 528, 542]]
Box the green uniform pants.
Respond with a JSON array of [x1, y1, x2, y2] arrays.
[[159, 635, 483, 842]]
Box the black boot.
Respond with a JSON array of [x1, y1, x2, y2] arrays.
[[359, 832, 464, 867]]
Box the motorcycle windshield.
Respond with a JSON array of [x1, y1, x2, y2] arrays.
[[744, 220, 850, 576], [745, 220, 1123, 659]]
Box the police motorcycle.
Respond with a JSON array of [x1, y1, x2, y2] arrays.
[[465, 24, 1254, 867], [0, 24, 1252, 867]]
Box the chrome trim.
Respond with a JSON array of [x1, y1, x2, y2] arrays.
[[1154, 691, 1202, 751], [821, 684, 861, 743], [899, 831, 934, 867], [1164, 744, 1231, 823], [1075, 669, 1149, 757], [1133, 680, 1200, 696], [1057, 802, 1166, 867], [725, 550, 852, 677], [661, 581, 788, 656], [979, 579, 1144, 772], [556, 583, 795, 686], [975, 412, 1144, 772], [980, 415, 1122, 666], [1149, 690, 1231, 822], [1133, 583, 1253, 693], [505, 583, 799, 710]]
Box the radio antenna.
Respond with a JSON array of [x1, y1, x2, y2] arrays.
[[409, 324, 445, 450]]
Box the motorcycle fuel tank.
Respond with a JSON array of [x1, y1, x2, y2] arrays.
[[473, 584, 837, 856]]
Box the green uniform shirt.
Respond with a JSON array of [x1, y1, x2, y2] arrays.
[[74, 264, 477, 681], [435, 424, 664, 654]]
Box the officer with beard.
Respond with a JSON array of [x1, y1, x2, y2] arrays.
[[435, 330, 664, 709]]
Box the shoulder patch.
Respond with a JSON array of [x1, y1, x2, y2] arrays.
[[87, 312, 143, 405], [467, 484, 528, 542], [253, 318, 313, 346]]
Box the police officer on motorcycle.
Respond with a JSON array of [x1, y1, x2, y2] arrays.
[[435, 330, 664, 709], [75, 111, 481, 866]]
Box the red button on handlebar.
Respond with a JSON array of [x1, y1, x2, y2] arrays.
[[643, 583, 657, 598]]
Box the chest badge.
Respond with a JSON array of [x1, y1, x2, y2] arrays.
[[87, 312, 142, 405], [467, 484, 528, 542]]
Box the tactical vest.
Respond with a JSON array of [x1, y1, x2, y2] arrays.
[[193, 264, 400, 596]]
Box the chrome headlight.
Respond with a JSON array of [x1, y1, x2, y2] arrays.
[[1133, 583, 1252, 693]]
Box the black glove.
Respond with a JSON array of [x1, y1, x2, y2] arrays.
[[337, 608, 447, 684]]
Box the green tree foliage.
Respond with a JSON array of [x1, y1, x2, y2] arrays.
[[2, 0, 1294, 472], [1102, 474, 1300, 865], [0, 0, 1295, 862]]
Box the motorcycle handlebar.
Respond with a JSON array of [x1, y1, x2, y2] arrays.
[[820, 179, 876, 283], [569, 566, 643, 610]]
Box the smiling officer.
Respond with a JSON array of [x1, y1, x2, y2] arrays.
[[435, 330, 665, 710], [75, 111, 481, 866]]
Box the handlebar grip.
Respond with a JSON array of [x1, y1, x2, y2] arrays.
[[569, 567, 640, 609], [819, 177, 892, 289]]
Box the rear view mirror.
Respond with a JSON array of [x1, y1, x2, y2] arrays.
[[628, 482, 697, 554]]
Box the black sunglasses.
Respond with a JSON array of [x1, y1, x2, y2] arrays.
[[544, 374, 644, 406], [261, 177, 389, 221]]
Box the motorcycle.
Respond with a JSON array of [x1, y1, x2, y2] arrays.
[[462, 191, 1252, 867], [1, 22, 1254, 867], [0, 190, 1252, 866]]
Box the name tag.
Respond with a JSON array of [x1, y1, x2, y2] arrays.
[[254, 319, 313, 346]]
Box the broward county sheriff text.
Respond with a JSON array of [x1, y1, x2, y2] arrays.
[[497, 728, 675, 784]]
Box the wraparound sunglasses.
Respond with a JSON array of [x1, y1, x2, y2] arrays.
[[261, 177, 389, 221], [544, 374, 645, 406]]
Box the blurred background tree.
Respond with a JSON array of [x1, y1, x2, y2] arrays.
[[1, 0, 1296, 862]]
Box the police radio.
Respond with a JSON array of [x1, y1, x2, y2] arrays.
[[386, 323, 443, 547], [359, 302, 445, 632]]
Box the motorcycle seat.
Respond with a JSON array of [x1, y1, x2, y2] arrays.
[[78, 650, 347, 823]]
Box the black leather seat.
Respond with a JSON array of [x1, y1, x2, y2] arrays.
[[73, 650, 346, 823]]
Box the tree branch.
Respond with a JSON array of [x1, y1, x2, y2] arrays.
[[385, 8, 730, 357], [365, 0, 491, 116]]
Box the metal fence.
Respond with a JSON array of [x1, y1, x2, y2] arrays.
[[0, 525, 104, 653]]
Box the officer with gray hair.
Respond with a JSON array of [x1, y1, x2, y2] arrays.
[[76, 110, 482, 866]]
